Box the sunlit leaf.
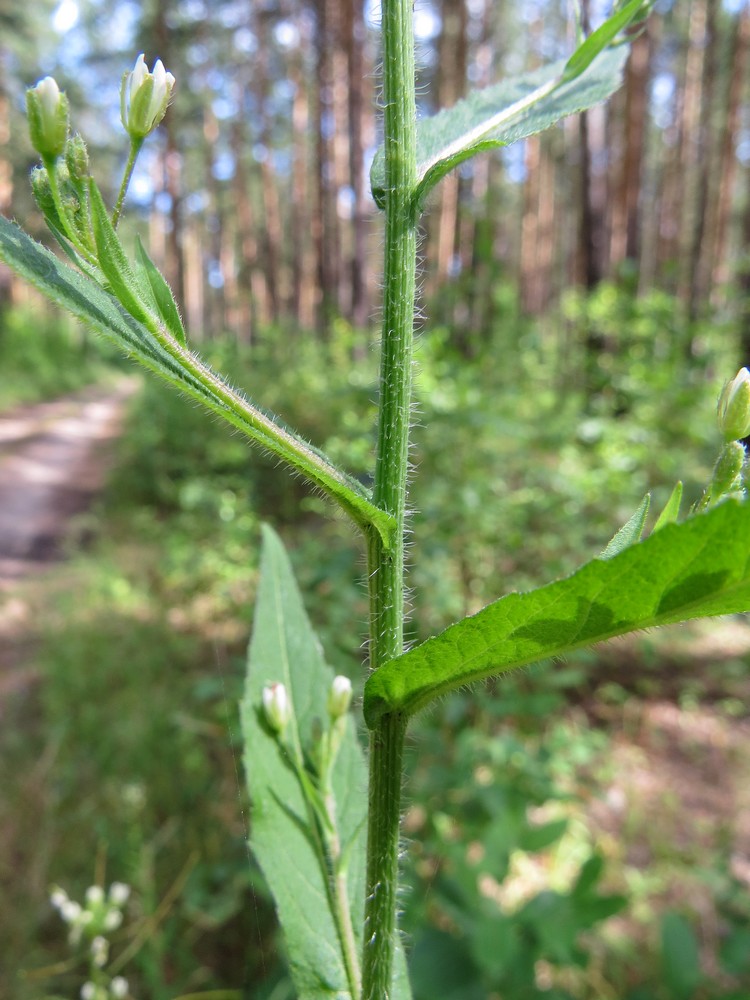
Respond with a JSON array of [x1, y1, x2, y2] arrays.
[[370, 2, 647, 211], [364, 501, 750, 727], [653, 481, 683, 532], [241, 525, 368, 999], [600, 493, 650, 558]]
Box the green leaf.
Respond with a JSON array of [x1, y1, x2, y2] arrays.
[[0, 216, 395, 545], [653, 481, 683, 532], [661, 912, 702, 1000], [88, 178, 155, 327], [135, 235, 187, 345], [370, 33, 630, 210], [241, 525, 368, 999], [600, 493, 650, 558], [562, 0, 648, 84], [364, 501, 750, 727]]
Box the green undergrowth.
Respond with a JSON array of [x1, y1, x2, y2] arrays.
[[0, 304, 118, 410], [3, 298, 749, 997]]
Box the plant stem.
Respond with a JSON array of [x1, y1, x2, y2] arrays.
[[112, 137, 143, 228], [362, 0, 418, 993]]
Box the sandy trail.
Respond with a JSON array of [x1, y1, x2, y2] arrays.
[[0, 379, 138, 695]]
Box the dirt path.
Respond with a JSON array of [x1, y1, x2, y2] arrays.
[[0, 379, 138, 695]]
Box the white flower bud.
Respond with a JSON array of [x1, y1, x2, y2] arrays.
[[262, 682, 290, 733], [26, 76, 69, 159], [86, 885, 105, 906], [718, 367, 750, 442], [120, 54, 175, 139], [91, 934, 109, 967], [60, 899, 82, 923], [103, 909, 123, 931], [109, 881, 131, 906], [50, 886, 69, 911], [327, 675, 353, 719], [80, 983, 97, 1000], [110, 977, 129, 999]]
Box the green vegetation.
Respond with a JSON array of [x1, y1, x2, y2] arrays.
[[3, 5, 750, 995], [2, 304, 749, 998], [0, 305, 116, 409]]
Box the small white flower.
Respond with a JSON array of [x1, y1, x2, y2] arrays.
[[50, 886, 69, 911], [262, 682, 290, 734], [60, 899, 82, 923], [80, 982, 97, 1000], [103, 909, 123, 931], [122, 783, 146, 809], [120, 53, 175, 139], [109, 881, 131, 906], [327, 675, 353, 719], [91, 934, 109, 967], [86, 885, 105, 906], [110, 976, 129, 998]]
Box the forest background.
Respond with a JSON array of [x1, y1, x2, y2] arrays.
[[2, 1, 750, 999]]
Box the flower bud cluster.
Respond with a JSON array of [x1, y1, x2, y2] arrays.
[[25, 55, 174, 256], [50, 881, 130, 946], [80, 978, 128, 1000]]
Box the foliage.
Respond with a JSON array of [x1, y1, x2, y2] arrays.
[[0, 304, 115, 409], [3, 318, 749, 997], [2, 3, 750, 997]]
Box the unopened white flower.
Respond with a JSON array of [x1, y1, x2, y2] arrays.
[[91, 934, 109, 967], [110, 977, 129, 999], [26, 76, 69, 158], [120, 53, 175, 139], [109, 881, 131, 906], [327, 675, 353, 719], [86, 885, 105, 906], [60, 899, 82, 923], [103, 909, 123, 931], [262, 682, 290, 734], [80, 982, 97, 1000], [50, 886, 69, 911], [718, 367, 750, 442]]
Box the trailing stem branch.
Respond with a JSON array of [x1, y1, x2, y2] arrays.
[[362, 0, 419, 994]]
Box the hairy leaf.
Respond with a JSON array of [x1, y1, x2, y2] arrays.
[[0, 216, 395, 544], [371, 19, 637, 210], [241, 525, 368, 999], [364, 501, 750, 727], [600, 493, 650, 558], [135, 235, 187, 345], [562, 0, 647, 83], [88, 179, 155, 326], [241, 527, 412, 999], [653, 481, 683, 532]]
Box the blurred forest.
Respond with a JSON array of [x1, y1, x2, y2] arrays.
[[2, 1, 750, 999], [2, 0, 750, 344]]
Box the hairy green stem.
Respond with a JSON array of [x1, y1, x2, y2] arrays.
[[112, 137, 143, 228], [362, 0, 418, 994]]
